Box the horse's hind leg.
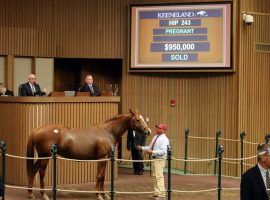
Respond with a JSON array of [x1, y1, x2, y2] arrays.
[[39, 159, 49, 200], [28, 160, 42, 199]]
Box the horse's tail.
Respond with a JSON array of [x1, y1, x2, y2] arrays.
[[26, 132, 35, 178]]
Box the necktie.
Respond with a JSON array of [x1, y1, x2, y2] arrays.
[[31, 84, 36, 95], [266, 170, 270, 199], [151, 135, 160, 150], [89, 85, 94, 94]]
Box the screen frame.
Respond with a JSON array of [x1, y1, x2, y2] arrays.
[[128, 1, 234, 72]]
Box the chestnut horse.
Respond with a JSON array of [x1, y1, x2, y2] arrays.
[[26, 109, 151, 200]]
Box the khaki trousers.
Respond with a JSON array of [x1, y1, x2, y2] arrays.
[[152, 159, 166, 197]]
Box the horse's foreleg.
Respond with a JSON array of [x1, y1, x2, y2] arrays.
[[38, 159, 49, 200], [28, 160, 42, 199], [100, 162, 110, 200], [95, 161, 107, 200]]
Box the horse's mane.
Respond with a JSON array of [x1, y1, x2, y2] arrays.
[[103, 113, 130, 123]]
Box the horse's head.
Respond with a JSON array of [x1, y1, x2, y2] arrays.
[[129, 109, 151, 136]]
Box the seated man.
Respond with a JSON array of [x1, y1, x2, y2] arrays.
[[79, 74, 100, 96], [19, 74, 45, 96], [0, 83, 14, 96]]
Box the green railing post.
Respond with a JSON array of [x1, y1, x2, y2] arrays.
[[240, 132, 246, 176], [0, 141, 6, 200], [265, 134, 270, 144], [110, 146, 115, 200], [167, 145, 172, 200], [184, 128, 189, 174], [218, 145, 224, 200], [50, 144, 57, 200], [214, 130, 221, 175]]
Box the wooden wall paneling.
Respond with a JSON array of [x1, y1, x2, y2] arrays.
[[5, 54, 13, 90], [239, 0, 270, 173]]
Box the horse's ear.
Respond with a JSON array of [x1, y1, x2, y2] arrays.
[[129, 109, 135, 116], [135, 109, 140, 115]]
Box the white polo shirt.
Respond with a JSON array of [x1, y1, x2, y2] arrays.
[[142, 133, 170, 159]]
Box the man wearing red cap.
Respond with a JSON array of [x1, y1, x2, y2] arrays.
[[137, 124, 170, 200]]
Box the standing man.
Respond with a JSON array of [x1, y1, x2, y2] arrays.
[[127, 129, 146, 175], [137, 124, 170, 200], [241, 143, 270, 200], [79, 74, 100, 96], [19, 74, 45, 96]]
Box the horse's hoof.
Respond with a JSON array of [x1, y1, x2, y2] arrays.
[[104, 194, 110, 200], [42, 194, 49, 200], [28, 193, 36, 199], [97, 194, 104, 200]]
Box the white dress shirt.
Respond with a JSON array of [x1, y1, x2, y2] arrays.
[[258, 163, 269, 190], [142, 133, 170, 159]]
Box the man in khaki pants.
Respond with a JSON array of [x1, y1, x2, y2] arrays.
[[137, 124, 170, 200]]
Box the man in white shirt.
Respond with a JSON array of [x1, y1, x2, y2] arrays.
[[241, 143, 270, 200], [137, 124, 170, 200]]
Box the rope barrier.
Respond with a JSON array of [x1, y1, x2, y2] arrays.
[[223, 155, 257, 161], [172, 157, 218, 162], [172, 188, 218, 193], [221, 175, 241, 179], [182, 173, 217, 177], [185, 157, 214, 160], [188, 136, 215, 140], [57, 156, 110, 162], [115, 190, 157, 194], [222, 187, 240, 191], [5, 154, 52, 160], [5, 184, 52, 191], [223, 160, 239, 165], [57, 189, 110, 194], [117, 158, 164, 162], [243, 163, 254, 167], [243, 140, 259, 145], [219, 138, 240, 142], [0, 135, 262, 200]]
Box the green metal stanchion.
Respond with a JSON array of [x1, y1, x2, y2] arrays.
[[110, 146, 115, 200], [167, 145, 172, 200], [0, 141, 6, 200], [240, 132, 246, 176], [50, 144, 57, 200], [214, 130, 221, 175], [218, 145, 224, 200], [184, 128, 189, 174], [265, 134, 270, 144], [149, 154, 152, 178]]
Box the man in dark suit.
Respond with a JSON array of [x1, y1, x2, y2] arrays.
[[241, 143, 270, 200], [127, 129, 146, 175], [79, 74, 100, 96], [19, 74, 45, 96], [0, 83, 13, 96]]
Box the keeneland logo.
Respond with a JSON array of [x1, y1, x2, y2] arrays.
[[196, 11, 208, 17]]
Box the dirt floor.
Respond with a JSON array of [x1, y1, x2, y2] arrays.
[[4, 167, 240, 200]]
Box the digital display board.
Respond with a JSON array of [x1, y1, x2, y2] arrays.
[[130, 3, 232, 71]]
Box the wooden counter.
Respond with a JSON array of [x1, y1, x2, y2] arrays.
[[0, 96, 120, 186]]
